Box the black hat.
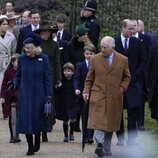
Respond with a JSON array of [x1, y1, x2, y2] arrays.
[[23, 32, 42, 46], [34, 21, 58, 34], [76, 24, 89, 37], [84, 0, 97, 12]]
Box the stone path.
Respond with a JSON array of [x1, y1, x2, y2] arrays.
[[0, 108, 158, 158]]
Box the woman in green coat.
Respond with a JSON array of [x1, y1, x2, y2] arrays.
[[34, 22, 62, 142]]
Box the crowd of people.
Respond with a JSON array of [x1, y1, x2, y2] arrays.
[[0, 0, 158, 157]]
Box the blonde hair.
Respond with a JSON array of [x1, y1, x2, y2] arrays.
[[25, 43, 42, 55], [34, 46, 42, 55]]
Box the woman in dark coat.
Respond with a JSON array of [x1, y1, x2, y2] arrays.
[[34, 21, 62, 142], [14, 33, 52, 156]]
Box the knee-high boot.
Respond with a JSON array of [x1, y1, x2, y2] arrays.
[[42, 131, 48, 142], [34, 132, 40, 152], [25, 134, 34, 156]]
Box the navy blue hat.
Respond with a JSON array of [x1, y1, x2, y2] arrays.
[[84, 0, 97, 11], [23, 32, 42, 46]]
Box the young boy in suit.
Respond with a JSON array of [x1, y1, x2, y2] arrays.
[[73, 44, 96, 143]]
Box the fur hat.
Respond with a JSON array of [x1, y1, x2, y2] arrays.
[[84, 0, 97, 11], [23, 32, 42, 46], [76, 24, 89, 37], [6, 12, 20, 20]]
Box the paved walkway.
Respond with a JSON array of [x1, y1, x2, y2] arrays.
[[0, 108, 158, 158]]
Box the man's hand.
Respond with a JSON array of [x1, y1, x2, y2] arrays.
[[120, 87, 124, 94], [75, 89, 81, 96], [82, 93, 89, 102]]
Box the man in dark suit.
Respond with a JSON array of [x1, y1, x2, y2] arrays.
[[55, 13, 72, 66], [138, 19, 158, 47], [132, 19, 151, 131], [16, 9, 41, 54], [115, 19, 147, 145]]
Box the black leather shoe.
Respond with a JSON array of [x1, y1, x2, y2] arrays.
[[95, 143, 104, 157], [74, 127, 81, 132], [42, 137, 48, 142], [63, 137, 69, 142], [34, 145, 40, 152], [42, 132, 48, 142], [104, 149, 112, 156], [69, 134, 74, 141], [87, 138, 94, 144], [138, 126, 145, 131], [26, 150, 34, 156], [116, 139, 124, 146]]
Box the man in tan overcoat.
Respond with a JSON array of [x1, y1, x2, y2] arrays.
[[83, 36, 131, 157]]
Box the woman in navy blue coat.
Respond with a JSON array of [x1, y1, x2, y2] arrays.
[[14, 33, 52, 156]]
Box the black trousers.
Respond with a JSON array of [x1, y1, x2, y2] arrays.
[[116, 108, 138, 142]]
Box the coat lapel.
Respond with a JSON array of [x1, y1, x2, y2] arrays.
[[99, 54, 110, 71], [0, 32, 11, 51]]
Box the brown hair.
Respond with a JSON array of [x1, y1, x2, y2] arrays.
[[63, 62, 74, 72], [29, 9, 40, 18], [56, 13, 67, 23], [84, 44, 96, 53], [8, 53, 19, 69]]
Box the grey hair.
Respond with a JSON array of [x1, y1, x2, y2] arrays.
[[101, 36, 115, 48]]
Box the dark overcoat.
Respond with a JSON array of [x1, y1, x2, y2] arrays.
[[41, 39, 62, 85], [14, 54, 52, 134], [65, 36, 85, 67], [115, 36, 147, 108], [148, 44, 158, 105], [16, 24, 32, 54], [55, 75, 77, 121], [80, 15, 100, 50]]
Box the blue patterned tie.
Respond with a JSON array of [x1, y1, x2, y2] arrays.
[[124, 38, 128, 53]]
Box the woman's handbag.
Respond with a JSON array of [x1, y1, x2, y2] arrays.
[[44, 100, 52, 116], [44, 99, 53, 132]]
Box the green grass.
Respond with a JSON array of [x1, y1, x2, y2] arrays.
[[123, 102, 158, 135], [144, 103, 158, 135]]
